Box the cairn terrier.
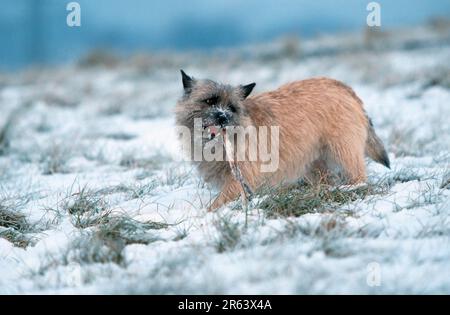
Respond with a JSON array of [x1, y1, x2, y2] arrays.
[[175, 70, 390, 211]]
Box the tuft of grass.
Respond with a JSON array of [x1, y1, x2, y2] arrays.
[[128, 180, 159, 199], [403, 181, 446, 211], [441, 170, 450, 189], [104, 132, 137, 141], [421, 67, 450, 90], [0, 105, 28, 155], [97, 215, 168, 246], [0, 197, 34, 248], [95, 184, 132, 196], [161, 167, 191, 188], [64, 187, 111, 228], [388, 126, 430, 157], [36, 213, 169, 273], [255, 181, 386, 218], [40, 143, 73, 175], [213, 215, 242, 253], [36, 231, 128, 268], [71, 232, 126, 265], [388, 168, 422, 184], [0, 228, 30, 248], [91, 182, 161, 200], [309, 215, 356, 258], [67, 215, 167, 266], [0, 122, 11, 155], [173, 226, 190, 241], [100, 103, 124, 116], [120, 152, 169, 170], [63, 184, 169, 238], [0, 206, 28, 231]]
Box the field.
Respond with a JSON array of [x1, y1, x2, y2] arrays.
[[0, 24, 449, 294]]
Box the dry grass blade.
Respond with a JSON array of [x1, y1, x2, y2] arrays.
[[0, 203, 32, 248], [256, 181, 387, 218]]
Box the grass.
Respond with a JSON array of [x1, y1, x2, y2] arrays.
[[35, 205, 171, 273], [403, 181, 447, 211], [160, 167, 192, 188], [61, 182, 173, 229], [88, 181, 159, 200], [40, 142, 73, 175], [422, 67, 450, 90], [120, 152, 168, 170], [212, 178, 392, 252], [0, 120, 11, 155], [64, 186, 111, 228], [64, 215, 168, 266], [0, 196, 34, 248], [255, 181, 387, 218], [97, 215, 168, 245], [63, 185, 169, 243], [0, 105, 28, 155], [128, 180, 159, 199], [69, 231, 127, 265], [441, 170, 450, 189], [104, 132, 137, 141], [388, 168, 422, 184], [0, 207, 30, 248], [173, 225, 190, 241], [213, 214, 242, 253], [388, 127, 421, 157]]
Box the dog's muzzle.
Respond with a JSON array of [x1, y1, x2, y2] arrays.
[[203, 109, 232, 140]]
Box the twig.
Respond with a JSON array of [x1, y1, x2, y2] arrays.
[[223, 128, 253, 228]]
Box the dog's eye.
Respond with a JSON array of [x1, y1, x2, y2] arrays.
[[204, 96, 218, 105], [228, 104, 237, 113]]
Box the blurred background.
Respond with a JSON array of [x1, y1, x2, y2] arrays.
[[1, 0, 450, 295], [1, 0, 450, 70]]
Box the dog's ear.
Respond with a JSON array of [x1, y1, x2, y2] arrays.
[[180, 70, 194, 93], [240, 83, 256, 99]]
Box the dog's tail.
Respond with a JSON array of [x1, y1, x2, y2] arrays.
[[365, 118, 390, 168]]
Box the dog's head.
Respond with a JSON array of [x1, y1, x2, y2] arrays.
[[175, 70, 255, 138]]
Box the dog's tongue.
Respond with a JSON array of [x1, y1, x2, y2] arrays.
[[209, 126, 218, 136]]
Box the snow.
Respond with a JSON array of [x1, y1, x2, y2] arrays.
[[0, 24, 449, 294]]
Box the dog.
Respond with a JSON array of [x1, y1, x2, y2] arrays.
[[175, 70, 390, 211]]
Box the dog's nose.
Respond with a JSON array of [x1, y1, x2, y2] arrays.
[[215, 112, 228, 126]]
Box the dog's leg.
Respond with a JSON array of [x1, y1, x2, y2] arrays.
[[329, 143, 367, 184], [207, 178, 241, 211], [304, 159, 332, 185]]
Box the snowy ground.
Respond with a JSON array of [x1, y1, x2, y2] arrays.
[[0, 24, 449, 294]]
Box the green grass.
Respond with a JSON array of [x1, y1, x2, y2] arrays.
[[255, 181, 386, 218]]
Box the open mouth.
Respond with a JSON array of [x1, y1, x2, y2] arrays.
[[203, 125, 222, 140]]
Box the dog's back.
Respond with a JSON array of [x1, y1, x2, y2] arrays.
[[245, 77, 387, 185]]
